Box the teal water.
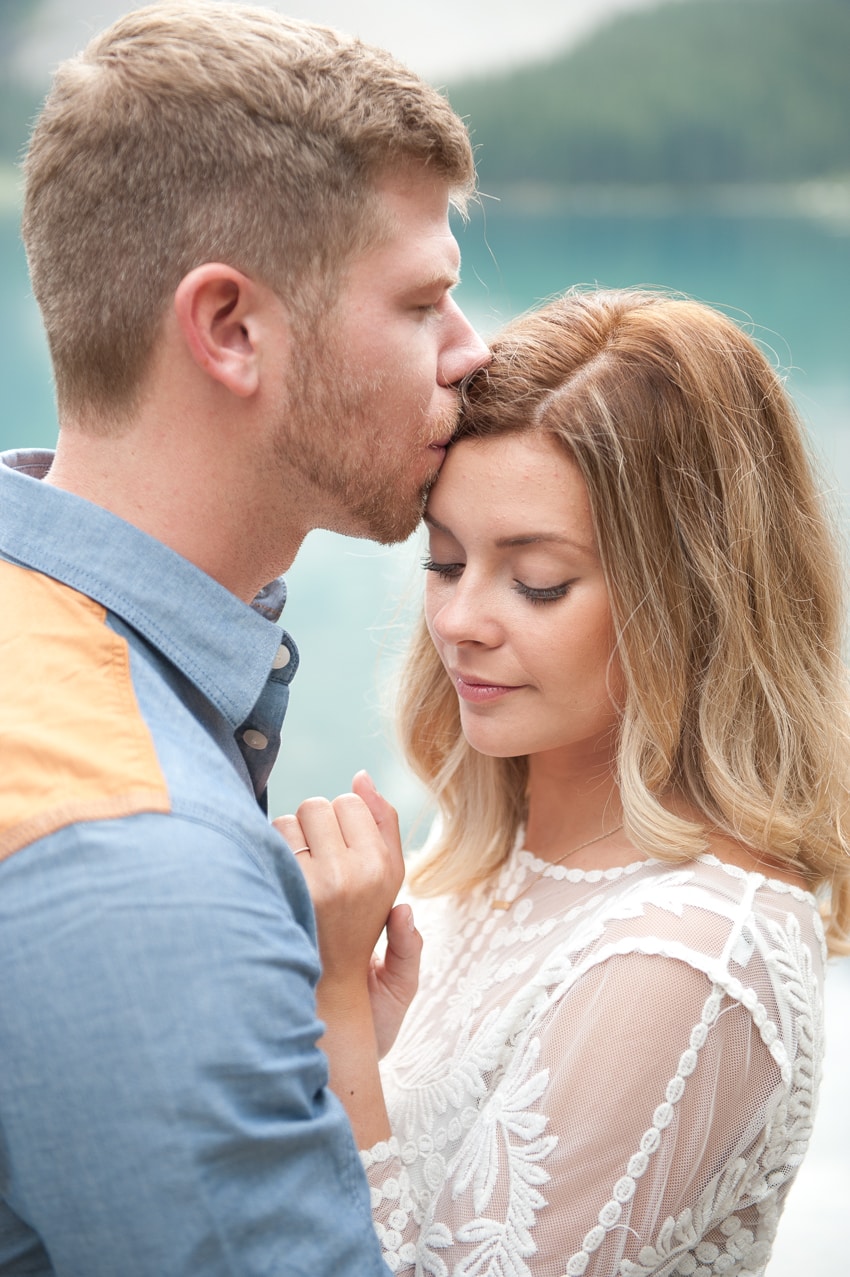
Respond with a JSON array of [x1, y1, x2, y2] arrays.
[[457, 201, 850, 383], [0, 209, 56, 453]]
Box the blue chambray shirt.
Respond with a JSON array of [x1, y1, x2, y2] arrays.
[[0, 450, 390, 1276]]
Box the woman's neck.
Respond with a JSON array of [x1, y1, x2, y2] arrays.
[[524, 749, 623, 864]]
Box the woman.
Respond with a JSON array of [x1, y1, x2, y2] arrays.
[[278, 288, 850, 1277]]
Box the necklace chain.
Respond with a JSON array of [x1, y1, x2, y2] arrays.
[[491, 823, 625, 910]]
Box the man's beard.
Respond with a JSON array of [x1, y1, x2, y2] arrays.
[[275, 326, 459, 545]]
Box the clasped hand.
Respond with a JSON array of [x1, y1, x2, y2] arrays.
[[274, 770, 422, 1058]]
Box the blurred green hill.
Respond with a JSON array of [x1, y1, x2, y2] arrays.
[[447, 0, 850, 187], [0, 0, 47, 167], [2, 0, 848, 189]]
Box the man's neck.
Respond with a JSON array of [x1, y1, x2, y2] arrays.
[[45, 423, 306, 602]]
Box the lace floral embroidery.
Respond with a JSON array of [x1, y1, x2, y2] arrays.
[[418, 1034, 557, 1277], [364, 860, 824, 1277]]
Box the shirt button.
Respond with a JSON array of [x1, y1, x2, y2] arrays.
[[242, 729, 269, 750], [272, 644, 291, 670]]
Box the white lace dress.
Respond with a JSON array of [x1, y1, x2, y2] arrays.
[[361, 848, 826, 1277]]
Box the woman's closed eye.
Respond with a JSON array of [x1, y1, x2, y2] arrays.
[[421, 555, 464, 581], [422, 556, 573, 604], [513, 580, 573, 605]]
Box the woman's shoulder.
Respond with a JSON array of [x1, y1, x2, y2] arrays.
[[588, 850, 821, 929], [647, 847, 817, 905], [562, 853, 827, 998]]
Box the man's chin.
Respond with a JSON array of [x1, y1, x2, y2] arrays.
[[359, 480, 431, 546]]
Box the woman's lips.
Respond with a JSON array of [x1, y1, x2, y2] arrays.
[[453, 674, 520, 703]]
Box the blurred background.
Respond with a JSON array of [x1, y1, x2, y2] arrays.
[[2, 1, 848, 1269]]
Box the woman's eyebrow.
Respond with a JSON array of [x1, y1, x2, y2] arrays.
[[494, 532, 595, 553], [425, 514, 594, 556]]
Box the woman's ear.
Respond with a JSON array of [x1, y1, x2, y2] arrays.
[[173, 264, 281, 398]]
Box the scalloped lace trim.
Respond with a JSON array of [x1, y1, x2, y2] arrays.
[[515, 848, 816, 902]]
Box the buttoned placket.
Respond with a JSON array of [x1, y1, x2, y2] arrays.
[[236, 631, 300, 810]]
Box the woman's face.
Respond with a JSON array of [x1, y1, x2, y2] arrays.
[[424, 432, 623, 765]]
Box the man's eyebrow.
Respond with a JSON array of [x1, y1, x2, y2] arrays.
[[414, 267, 460, 292]]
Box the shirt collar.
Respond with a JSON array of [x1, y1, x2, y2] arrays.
[[0, 449, 293, 728]]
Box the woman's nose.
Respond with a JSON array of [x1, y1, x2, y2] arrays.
[[429, 580, 502, 648]]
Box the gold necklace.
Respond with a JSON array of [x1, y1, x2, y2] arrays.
[[491, 823, 625, 910]]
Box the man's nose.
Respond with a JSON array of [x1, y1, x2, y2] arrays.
[[438, 300, 491, 387]]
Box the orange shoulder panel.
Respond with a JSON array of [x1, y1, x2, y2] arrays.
[[0, 559, 171, 861]]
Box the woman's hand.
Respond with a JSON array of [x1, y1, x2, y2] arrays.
[[275, 772, 422, 1052], [273, 771, 421, 1143], [369, 901, 423, 1058], [274, 771, 406, 989]]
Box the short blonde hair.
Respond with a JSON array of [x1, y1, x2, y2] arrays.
[[400, 288, 850, 956], [22, 1, 475, 422]]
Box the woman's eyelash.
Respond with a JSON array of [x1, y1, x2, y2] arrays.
[[513, 581, 572, 605], [422, 557, 572, 603], [421, 556, 463, 580]]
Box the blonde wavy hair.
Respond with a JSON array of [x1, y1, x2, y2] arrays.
[[22, 1, 474, 424], [399, 288, 850, 956]]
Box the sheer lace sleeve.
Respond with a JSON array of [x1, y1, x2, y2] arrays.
[[361, 863, 823, 1277]]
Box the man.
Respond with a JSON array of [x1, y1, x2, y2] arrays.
[[0, 3, 488, 1273]]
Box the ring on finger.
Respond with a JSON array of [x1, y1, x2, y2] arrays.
[[291, 845, 311, 855]]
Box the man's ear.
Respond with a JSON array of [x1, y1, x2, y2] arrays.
[[173, 264, 281, 398]]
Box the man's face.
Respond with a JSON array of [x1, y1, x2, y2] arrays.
[[279, 170, 490, 544]]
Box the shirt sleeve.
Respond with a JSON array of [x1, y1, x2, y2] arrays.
[[364, 949, 794, 1276], [0, 813, 390, 1277]]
